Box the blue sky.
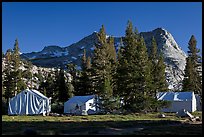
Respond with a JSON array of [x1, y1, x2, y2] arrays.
[[2, 2, 202, 55]]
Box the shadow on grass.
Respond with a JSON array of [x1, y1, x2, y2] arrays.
[[2, 120, 202, 135]]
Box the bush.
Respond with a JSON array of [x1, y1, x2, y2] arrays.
[[51, 102, 64, 114], [122, 96, 171, 113], [143, 97, 171, 112]]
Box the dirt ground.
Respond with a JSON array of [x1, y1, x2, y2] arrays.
[[58, 119, 202, 135]]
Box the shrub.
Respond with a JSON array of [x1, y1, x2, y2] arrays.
[[51, 102, 64, 114]]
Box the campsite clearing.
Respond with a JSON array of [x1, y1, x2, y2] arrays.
[[2, 112, 202, 135]]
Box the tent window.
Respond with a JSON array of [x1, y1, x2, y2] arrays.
[[89, 103, 93, 106]]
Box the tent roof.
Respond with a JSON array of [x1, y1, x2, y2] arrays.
[[21, 89, 48, 99], [65, 95, 96, 104], [30, 89, 48, 99], [157, 91, 194, 101]]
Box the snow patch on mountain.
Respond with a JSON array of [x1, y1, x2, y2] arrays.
[[80, 46, 85, 50], [21, 45, 69, 60]]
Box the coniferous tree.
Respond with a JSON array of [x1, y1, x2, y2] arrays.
[[114, 38, 124, 96], [3, 49, 14, 104], [149, 37, 157, 61], [3, 69, 16, 104], [22, 61, 33, 88], [91, 25, 117, 112], [149, 37, 168, 97], [3, 39, 26, 96], [100, 77, 113, 112], [156, 54, 168, 92], [78, 49, 88, 95], [116, 20, 152, 112], [117, 20, 135, 102], [12, 39, 20, 70], [107, 36, 117, 62], [39, 73, 56, 102], [182, 35, 202, 97], [148, 38, 169, 112], [114, 47, 122, 96], [137, 37, 152, 96], [15, 70, 26, 92], [182, 58, 194, 90], [12, 39, 26, 95], [78, 49, 94, 95], [117, 20, 137, 99], [85, 57, 94, 94], [47, 73, 55, 97], [57, 69, 70, 102], [91, 25, 109, 94], [107, 36, 117, 87], [67, 63, 79, 95], [67, 82, 74, 98]]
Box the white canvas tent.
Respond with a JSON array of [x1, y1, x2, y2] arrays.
[[157, 91, 197, 112], [64, 95, 99, 115], [8, 89, 51, 115]]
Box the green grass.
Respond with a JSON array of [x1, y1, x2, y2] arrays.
[[192, 111, 202, 118], [2, 111, 202, 135], [2, 112, 182, 122]]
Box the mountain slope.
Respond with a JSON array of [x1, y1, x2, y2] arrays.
[[21, 28, 187, 90], [141, 28, 187, 90]]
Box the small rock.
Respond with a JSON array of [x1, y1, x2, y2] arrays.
[[158, 114, 166, 118]]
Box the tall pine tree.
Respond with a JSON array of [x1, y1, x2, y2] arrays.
[[91, 25, 109, 94], [12, 39, 20, 70], [116, 20, 152, 112], [149, 37, 168, 97], [182, 35, 202, 97], [12, 39, 26, 95], [78, 49, 94, 95], [3, 39, 26, 103], [56, 68, 72, 102], [67, 63, 78, 95], [91, 25, 117, 112]]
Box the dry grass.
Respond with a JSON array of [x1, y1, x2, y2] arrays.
[[2, 111, 202, 135]]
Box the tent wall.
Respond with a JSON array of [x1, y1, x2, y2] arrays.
[[64, 102, 86, 114], [8, 91, 26, 115], [158, 91, 197, 113], [160, 101, 195, 112], [64, 95, 99, 115], [8, 89, 50, 115]]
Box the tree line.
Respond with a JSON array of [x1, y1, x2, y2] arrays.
[[2, 20, 202, 114]]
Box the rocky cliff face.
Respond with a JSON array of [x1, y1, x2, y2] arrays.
[[2, 57, 72, 90], [21, 28, 187, 90], [141, 28, 187, 90]]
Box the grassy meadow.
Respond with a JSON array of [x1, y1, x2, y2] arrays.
[[2, 111, 202, 135]]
